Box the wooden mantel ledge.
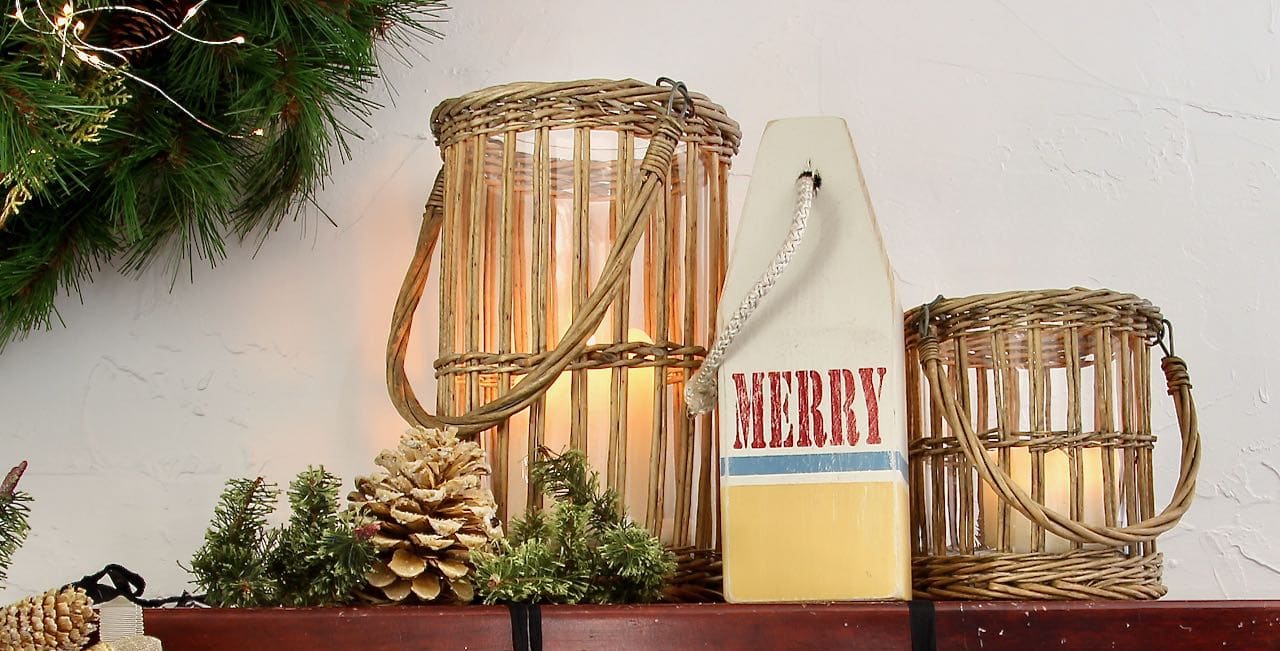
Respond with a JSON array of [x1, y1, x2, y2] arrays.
[[143, 600, 1280, 650]]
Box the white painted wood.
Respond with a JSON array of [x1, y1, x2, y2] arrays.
[[716, 117, 900, 372], [717, 117, 910, 602]]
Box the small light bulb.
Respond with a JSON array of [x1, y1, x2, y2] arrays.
[[231, 35, 245, 44], [252, 128, 265, 136], [73, 20, 83, 32]]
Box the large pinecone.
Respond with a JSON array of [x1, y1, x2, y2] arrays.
[[106, 0, 202, 64], [1, 586, 97, 650], [349, 427, 503, 603]]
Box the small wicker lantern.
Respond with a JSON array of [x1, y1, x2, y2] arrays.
[[905, 288, 1201, 599], [386, 80, 741, 586]]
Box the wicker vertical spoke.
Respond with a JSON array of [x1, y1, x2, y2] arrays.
[[528, 126, 553, 510], [696, 154, 726, 550], [608, 130, 634, 498], [570, 127, 591, 453], [674, 143, 701, 547], [949, 336, 970, 553], [1066, 327, 1084, 550], [907, 347, 925, 554], [929, 346, 948, 556], [494, 131, 517, 524], [440, 144, 462, 416], [466, 136, 486, 414], [1118, 333, 1139, 557], [974, 365, 990, 549], [992, 332, 1014, 551], [1138, 342, 1157, 557], [1029, 327, 1046, 552], [1098, 328, 1118, 529], [647, 167, 671, 537]]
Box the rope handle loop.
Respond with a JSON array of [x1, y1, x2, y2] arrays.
[[386, 86, 689, 436], [684, 170, 820, 414], [915, 319, 1202, 546]]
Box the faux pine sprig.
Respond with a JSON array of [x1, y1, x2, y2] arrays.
[[269, 468, 375, 607], [472, 449, 675, 605], [187, 476, 280, 607], [189, 467, 374, 607], [0, 462, 32, 585]]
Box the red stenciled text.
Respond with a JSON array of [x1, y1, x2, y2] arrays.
[[731, 368, 887, 450]]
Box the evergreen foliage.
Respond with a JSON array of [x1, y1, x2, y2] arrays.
[[0, 1, 446, 348], [188, 476, 280, 607], [189, 467, 373, 607], [472, 449, 675, 605], [0, 463, 32, 585], [269, 468, 374, 607]]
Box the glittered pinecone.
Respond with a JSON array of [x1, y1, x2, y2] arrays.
[[1, 586, 97, 650], [349, 427, 502, 603], [106, 0, 201, 64]]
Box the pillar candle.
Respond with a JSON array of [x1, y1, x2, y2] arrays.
[[980, 447, 1107, 553]]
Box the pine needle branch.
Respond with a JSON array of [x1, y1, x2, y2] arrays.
[[0, 461, 31, 585], [190, 468, 373, 607], [0, 1, 450, 348], [474, 449, 675, 605]]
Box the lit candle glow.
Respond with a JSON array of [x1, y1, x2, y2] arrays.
[[980, 447, 1109, 553]]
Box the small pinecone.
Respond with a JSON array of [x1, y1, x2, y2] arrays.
[[106, 0, 201, 64], [1, 586, 97, 650], [349, 427, 503, 603]]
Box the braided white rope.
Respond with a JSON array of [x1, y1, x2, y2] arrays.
[[685, 172, 819, 414]]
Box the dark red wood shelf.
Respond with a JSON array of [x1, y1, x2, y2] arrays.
[[144, 600, 1280, 650]]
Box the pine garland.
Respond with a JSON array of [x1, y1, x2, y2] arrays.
[[0, 462, 32, 585], [472, 449, 676, 605], [189, 467, 375, 607], [0, 1, 446, 348]]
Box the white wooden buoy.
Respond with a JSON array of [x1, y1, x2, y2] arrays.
[[713, 117, 910, 602]]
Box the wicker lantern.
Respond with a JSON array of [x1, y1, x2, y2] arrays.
[[386, 80, 741, 571], [905, 289, 1201, 599]]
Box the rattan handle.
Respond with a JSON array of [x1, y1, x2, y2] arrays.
[[386, 118, 684, 436], [918, 337, 1201, 547]]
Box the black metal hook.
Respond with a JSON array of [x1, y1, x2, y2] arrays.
[[1155, 318, 1175, 357], [656, 77, 694, 119], [919, 295, 944, 339]]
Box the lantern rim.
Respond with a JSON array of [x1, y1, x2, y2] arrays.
[[429, 78, 742, 156], [905, 287, 1165, 346]]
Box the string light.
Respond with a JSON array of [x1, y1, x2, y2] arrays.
[[10, 0, 261, 138]]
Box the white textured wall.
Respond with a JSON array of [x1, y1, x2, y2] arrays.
[[2, 0, 1277, 601]]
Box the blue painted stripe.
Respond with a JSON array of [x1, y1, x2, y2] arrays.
[[720, 451, 909, 483]]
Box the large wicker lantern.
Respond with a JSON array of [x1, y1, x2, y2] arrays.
[[387, 79, 741, 564], [905, 289, 1201, 599]]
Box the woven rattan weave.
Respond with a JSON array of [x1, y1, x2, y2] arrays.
[[386, 79, 740, 600], [905, 288, 1200, 599]]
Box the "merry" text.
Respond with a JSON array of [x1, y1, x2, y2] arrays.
[[731, 368, 887, 450]]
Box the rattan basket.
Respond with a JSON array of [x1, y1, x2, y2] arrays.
[[386, 79, 741, 600], [905, 288, 1201, 599]]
